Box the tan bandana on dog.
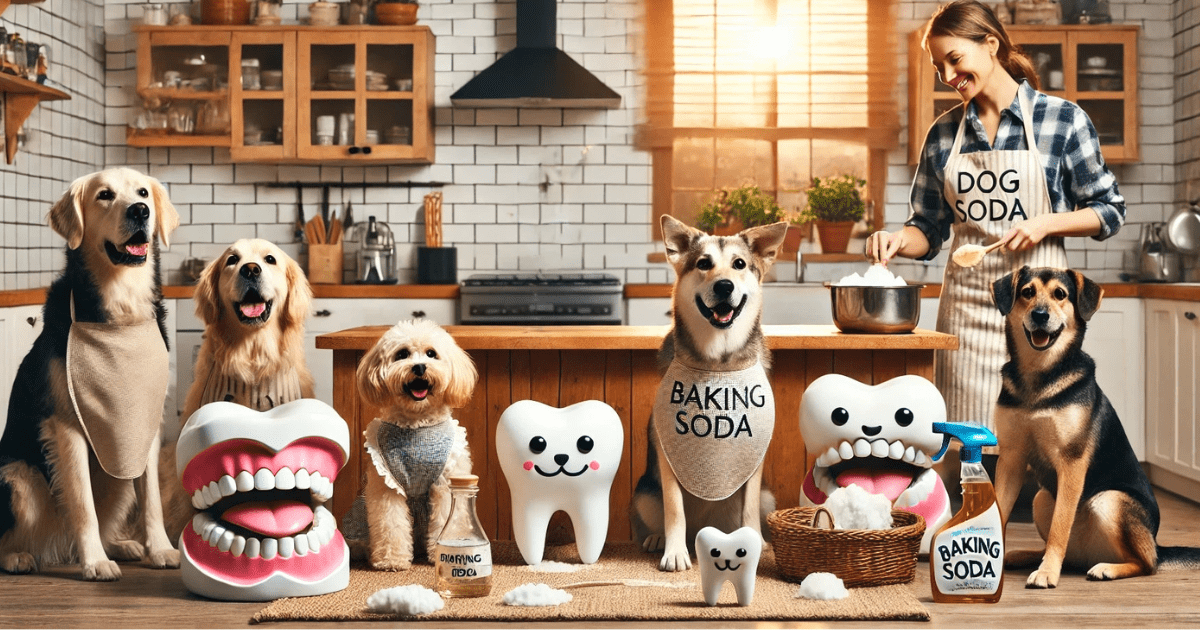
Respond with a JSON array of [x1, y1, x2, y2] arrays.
[[66, 295, 168, 480], [653, 360, 774, 500]]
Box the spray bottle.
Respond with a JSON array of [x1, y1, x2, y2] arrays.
[[929, 422, 1002, 603]]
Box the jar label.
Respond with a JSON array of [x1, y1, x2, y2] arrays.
[[436, 543, 492, 579], [933, 503, 1003, 595]]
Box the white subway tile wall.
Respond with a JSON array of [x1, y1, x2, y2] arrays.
[[0, 0, 1193, 289]]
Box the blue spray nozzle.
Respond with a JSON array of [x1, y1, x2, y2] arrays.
[[932, 422, 997, 463]]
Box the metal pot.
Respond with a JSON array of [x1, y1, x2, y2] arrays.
[[1161, 205, 1200, 255], [826, 284, 923, 333], [1139, 223, 1182, 282]]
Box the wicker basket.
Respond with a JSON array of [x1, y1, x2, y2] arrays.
[[767, 506, 925, 588]]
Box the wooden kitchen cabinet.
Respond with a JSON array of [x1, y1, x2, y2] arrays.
[[129, 28, 232, 147], [0, 0, 69, 164], [1144, 298, 1200, 502], [907, 24, 1139, 165], [130, 25, 434, 164]]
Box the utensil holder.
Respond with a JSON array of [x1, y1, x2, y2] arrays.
[[417, 246, 457, 284], [308, 243, 343, 284]]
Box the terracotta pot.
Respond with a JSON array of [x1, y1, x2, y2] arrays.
[[815, 220, 855, 254], [783, 224, 803, 252], [712, 217, 744, 236], [201, 0, 250, 25], [375, 2, 418, 25]]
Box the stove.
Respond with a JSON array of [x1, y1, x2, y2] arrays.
[[459, 273, 623, 325]]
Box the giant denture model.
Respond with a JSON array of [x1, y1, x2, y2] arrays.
[[177, 400, 351, 601], [799, 374, 951, 553]]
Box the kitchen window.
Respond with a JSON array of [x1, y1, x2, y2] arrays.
[[639, 0, 899, 242]]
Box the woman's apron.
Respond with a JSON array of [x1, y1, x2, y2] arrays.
[[65, 294, 169, 479], [936, 92, 1067, 445]]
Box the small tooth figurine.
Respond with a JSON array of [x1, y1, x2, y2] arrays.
[[496, 400, 624, 565], [695, 526, 762, 606]]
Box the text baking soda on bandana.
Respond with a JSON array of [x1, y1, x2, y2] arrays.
[[653, 361, 775, 500]]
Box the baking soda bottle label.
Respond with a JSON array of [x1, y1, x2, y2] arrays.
[[933, 503, 1003, 595], [436, 541, 493, 579]]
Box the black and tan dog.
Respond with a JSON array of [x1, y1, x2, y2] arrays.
[[992, 266, 1200, 588]]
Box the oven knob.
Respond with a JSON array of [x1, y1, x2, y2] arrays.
[[577, 306, 593, 315]]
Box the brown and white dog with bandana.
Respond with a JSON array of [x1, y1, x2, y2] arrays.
[[630, 215, 788, 572]]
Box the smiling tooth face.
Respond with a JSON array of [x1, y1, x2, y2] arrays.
[[176, 399, 351, 601], [798, 374, 951, 553], [496, 400, 624, 565], [695, 526, 762, 606]]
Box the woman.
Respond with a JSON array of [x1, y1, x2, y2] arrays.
[[867, 0, 1125, 439]]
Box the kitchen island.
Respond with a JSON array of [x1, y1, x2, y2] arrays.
[[316, 324, 957, 544]]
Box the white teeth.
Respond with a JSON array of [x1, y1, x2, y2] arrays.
[[217, 530, 234, 552], [838, 441, 854, 461], [191, 490, 204, 509], [889, 441, 905, 460], [294, 533, 309, 556], [236, 470, 255, 493], [262, 538, 278, 561], [307, 531, 322, 554], [201, 484, 216, 507], [814, 466, 840, 497], [871, 440, 889, 458], [818, 447, 840, 468], [208, 524, 226, 547], [276, 467, 296, 490], [914, 450, 928, 466], [853, 439, 871, 458], [231, 535, 246, 557], [201, 520, 217, 541], [245, 538, 261, 559], [904, 446, 916, 463], [278, 536, 294, 559], [193, 513, 207, 534], [294, 468, 311, 489], [254, 468, 275, 491], [218, 475, 237, 497]]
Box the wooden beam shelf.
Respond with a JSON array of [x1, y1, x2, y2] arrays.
[[0, 0, 45, 17], [126, 126, 231, 147], [0, 72, 69, 164]]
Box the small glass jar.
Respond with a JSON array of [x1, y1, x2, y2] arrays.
[[434, 476, 492, 598], [241, 58, 261, 90], [143, 3, 168, 25]]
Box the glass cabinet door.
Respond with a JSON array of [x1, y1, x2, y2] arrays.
[[1070, 29, 1137, 162], [132, 28, 231, 146], [229, 31, 295, 161]]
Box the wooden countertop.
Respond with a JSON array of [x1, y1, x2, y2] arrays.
[[316, 324, 959, 351]]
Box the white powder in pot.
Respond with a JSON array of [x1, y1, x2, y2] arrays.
[[835, 264, 907, 287], [796, 572, 850, 600], [824, 483, 894, 530], [502, 583, 573, 606], [366, 584, 445, 616]]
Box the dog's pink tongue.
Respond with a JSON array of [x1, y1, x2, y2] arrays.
[[125, 243, 148, 256], [411, 389, 428, 400], [222, 500, 313, 538], [835, 469, 914, 502], [240, 303, 267, 318]]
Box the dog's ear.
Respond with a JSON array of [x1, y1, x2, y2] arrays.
[[279, 251, 314, 332], [661, 215, 700, 271], [740, 221, 789, 268], [149, 177, 180, 248], [1070, 269, 1104, 321], [48, 175, 87, 249], [355, 339, 392, 410], [440, 332, 478, 410], [992, 269, 1020, 316], [193, 253, 225, 325]]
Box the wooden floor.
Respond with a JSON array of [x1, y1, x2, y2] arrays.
[[2, 490, 1199, 628]]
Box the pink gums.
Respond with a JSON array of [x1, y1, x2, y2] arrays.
[[182, 526, 345, 586], [181, 437, 345, 495], [523, 461, 533, 471]]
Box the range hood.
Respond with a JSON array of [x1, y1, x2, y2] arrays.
[[450, 0, 621, 109]]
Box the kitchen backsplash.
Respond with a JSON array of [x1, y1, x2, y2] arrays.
[[0, 0, 1193, 290]]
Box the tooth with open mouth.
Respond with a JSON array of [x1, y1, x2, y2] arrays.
[[798, 374, 952, 553], [177, 399, 351, 601]]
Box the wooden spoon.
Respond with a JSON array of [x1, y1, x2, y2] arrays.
[[951, 241, 1005, 268]]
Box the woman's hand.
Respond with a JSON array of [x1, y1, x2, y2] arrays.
[[1001, 215, 1052, 251], [865, 227, 930, 265]]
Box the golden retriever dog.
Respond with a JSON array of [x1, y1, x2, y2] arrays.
[[160, 238, 314, 540], [341, 319, 477, 570], [1, 168, 180, 581]]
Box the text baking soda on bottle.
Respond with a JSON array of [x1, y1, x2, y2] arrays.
[[929, 422, 1003, 603], [434, 475, 493, 597]]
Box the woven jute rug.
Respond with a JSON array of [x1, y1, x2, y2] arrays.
[[250, 542, 929, 623]]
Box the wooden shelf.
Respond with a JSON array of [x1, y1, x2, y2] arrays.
[[0, 72, 70, 164], [125, 126, 231, 147], [0, 0, 43, 16]]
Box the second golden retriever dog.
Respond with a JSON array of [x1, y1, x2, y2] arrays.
[[160, 238, 314, 540], [992, 266, 1200, 588], [630, 215, 787, 572], [341, 319, 477, 571], [0, 168, 180, 580]]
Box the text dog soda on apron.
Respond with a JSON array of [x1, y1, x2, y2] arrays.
[[937, 92, 1067, 439]]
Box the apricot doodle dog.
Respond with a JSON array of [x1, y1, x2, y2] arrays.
[[0, 168, 180, 580]]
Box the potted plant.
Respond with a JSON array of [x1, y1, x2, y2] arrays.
[[694, 185, 787, 236], [373, 0, 418, 25], [796, 175, 866, 254]]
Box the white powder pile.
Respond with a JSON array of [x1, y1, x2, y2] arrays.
[[366, 584, 445, 616], [795, 572, 849, 600], [523, 560, 585, 573], [502, 583, 573, 607], [824, 484, 894, 530], [835, 264, 907, 287]]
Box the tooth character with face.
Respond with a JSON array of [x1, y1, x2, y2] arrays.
[[695, 526, 761, 606], [799, 374, 951, 553], [176, 400, 350, 601], [496, 400, 623, 565]]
